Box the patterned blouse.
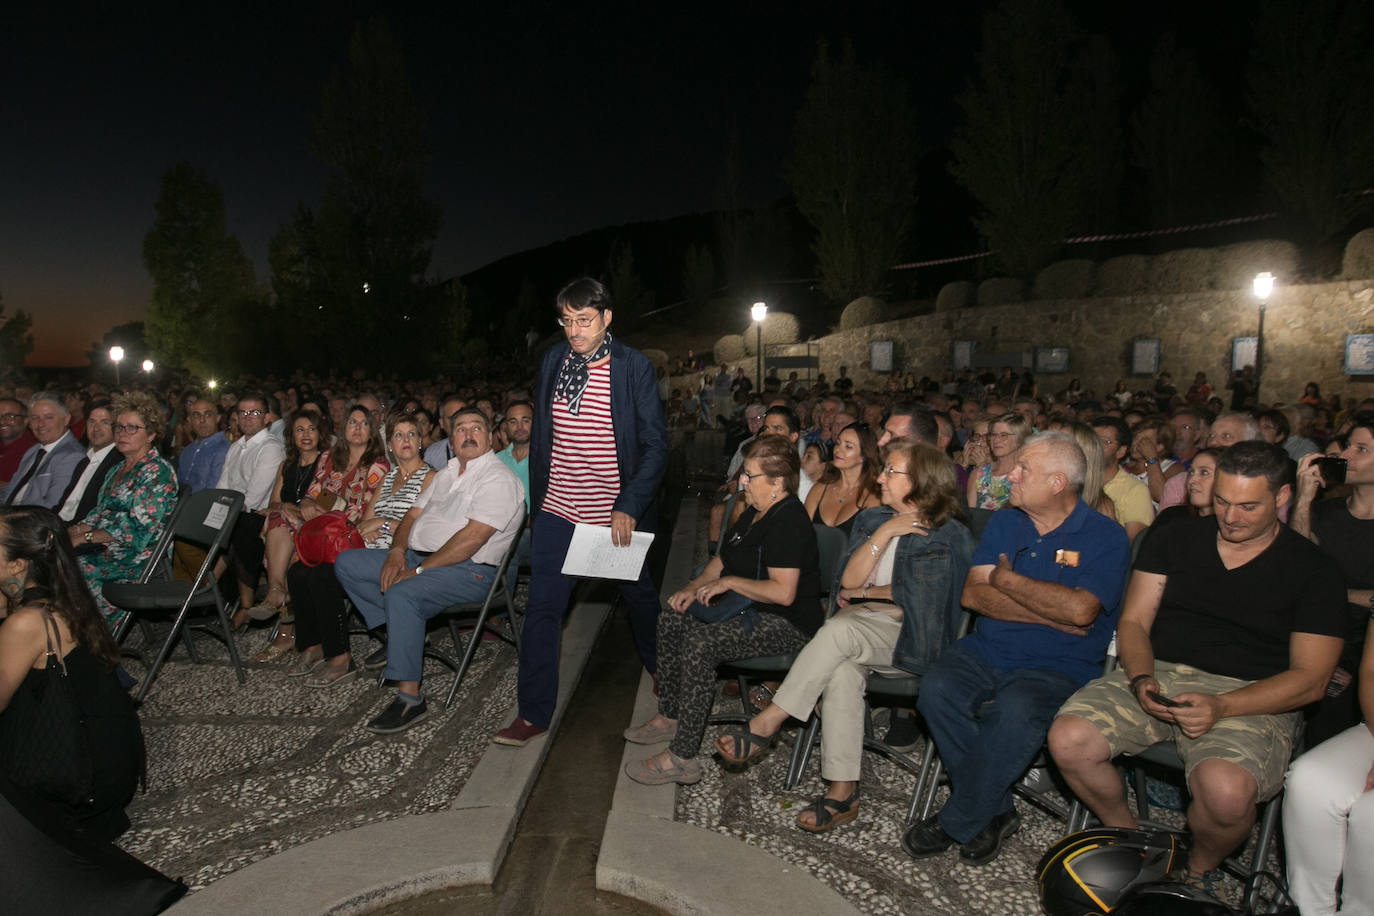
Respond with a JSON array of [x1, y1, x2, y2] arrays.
[[370, 464, 432, 550], [80, 447, 179, 566], [973, 464, 1012, 510], [306, 452, 390, 524]]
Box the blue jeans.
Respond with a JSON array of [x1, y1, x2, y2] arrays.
[[916, 640, 1080, 843], [334, 548, 493, 684], [517, 511, 660, 728]]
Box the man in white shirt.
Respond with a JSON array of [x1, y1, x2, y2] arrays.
[[57, 401, 120, 523], [0, 392, 87, 508], [216, 394, 286, 607], [336, 408, 524, 734]]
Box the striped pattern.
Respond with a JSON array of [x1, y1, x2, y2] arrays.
[[544, 360, 620, 525]]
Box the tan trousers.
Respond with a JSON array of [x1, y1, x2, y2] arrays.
[[772, 607, 903, 783]]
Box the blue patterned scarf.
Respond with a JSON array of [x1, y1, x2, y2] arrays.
[[553, 333, 613, 415]]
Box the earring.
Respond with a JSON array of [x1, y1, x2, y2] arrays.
[[1, 576, 23, 599], [772, 491, 780, 502]]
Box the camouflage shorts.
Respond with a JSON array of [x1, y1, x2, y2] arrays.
[[1057, 660, 1299, 801]]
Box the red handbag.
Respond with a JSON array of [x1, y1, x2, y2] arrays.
[[293, 511, 364, 566]]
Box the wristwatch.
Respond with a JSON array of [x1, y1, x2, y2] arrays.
[[84, 530, 95, 543], [1144, 457, 1158, 466], [413, 564, 425, 576]]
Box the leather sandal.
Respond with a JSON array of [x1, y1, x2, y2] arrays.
[[713, 728, 777, 766], [796, 787, 861, 833], [624, 751, 702, 786], [246, 586, 288, 621]]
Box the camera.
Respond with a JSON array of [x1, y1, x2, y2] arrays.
[[1317, 455, 1348, 486]]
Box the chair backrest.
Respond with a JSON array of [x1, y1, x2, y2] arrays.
[[814, 523, 848, 600], [136, 482, 192, 584], [715, 488, 740, 555], [966, 507, 996, 542], [171, 488, 244, 554]]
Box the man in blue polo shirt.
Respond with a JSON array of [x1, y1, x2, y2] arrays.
[[904, 431, 1129, 867]]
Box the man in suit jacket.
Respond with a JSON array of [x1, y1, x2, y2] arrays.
[[57, 401, 121, 523], [0, 392, 86, 509], [493, 277, 668, 747]]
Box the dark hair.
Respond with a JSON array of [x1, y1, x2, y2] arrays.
[[883, 440, 962, 528], [1091, 415, 1132, 453], [284, 408, 325, 467], [1346, 411, 1374, 443], [888, 403, 938, 444], [743, 433, 801, 496], [505, 399, 534, 416], [763, 405, 801, 435], [555, 277, 611, 314], [1257, 408, 1290, 441], [329, 405, 385, 472], [86, 398, 113, 416], [449, 407, 492, 432], [820, 421, 882, 501], [1216, 441, 1291, 493], [0, 506, 121, 670]]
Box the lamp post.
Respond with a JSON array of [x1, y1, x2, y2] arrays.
[[109, 346, 125, 387], [142, 359, 155, 376], [751, 301, 767, 393], [1253, 272, 1274, 402]]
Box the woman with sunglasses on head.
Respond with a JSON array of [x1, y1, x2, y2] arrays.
[[804, 421, 881, 539], [966, 413, 1030, 510], [66, 392, 178, 631]]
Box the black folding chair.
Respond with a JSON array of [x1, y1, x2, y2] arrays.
[[107, 489, 246, 702]]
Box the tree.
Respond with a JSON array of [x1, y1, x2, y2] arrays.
[[143, 162, 260, 374], [85, 322, 146, 380], [605, 240, 646, 320], [950, 0, 1119, 275], [681, 243, 716, 307], [786, 41, 917, 305], [270, 17, 444, 371], [1248, 0, 1374, 244], [0, 294, 34, 370]]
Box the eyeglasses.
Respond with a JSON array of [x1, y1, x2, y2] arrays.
[[881, 465, 911, 476], [556, 315, 598, 328], [113, 424, 146, 434], [238, 409, 264, 417], [739, 470, 765, 484], [988, 431, 1016, 440], [0, 413, 24, 421]]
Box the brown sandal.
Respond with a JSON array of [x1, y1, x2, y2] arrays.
[[796, 788, 861, 833]]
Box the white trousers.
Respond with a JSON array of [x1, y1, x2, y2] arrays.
[[772, 608, 903, 783], [1284, 723, 1374, 914]]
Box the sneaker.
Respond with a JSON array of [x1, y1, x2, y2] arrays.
[[361, 645, 388, 671], [365, 695, 429, 734], [492, 717, 547, 747], [959, 809, 1022, 866], [901, 814, 956, 859], [883, 710, 921, 753]]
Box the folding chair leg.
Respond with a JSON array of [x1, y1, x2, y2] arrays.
[[218, 599, 247, 685], [785, 713, 821, 790], [1241, 793, 1283, 913], [135, 603, 197, 704], [443, 603, 496, 709], [907, 739, 943, 825]]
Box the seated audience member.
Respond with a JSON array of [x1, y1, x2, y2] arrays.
[[1292, 411, 1374, 746], [286, 416, 433, 687], [800, 441, 828, 492], [495, 399, 533, 567], [1063, 421, 1116, 521], [956, 416, 991, 469], [64, 389, 88, 443], [1049, 442, 1346, 902], [623, 435, 820, 785], [1122, 415, 1183, 505], [255, 404, 388, 663], [176, 399, 229, 493], [229, 407, 325, 630], [1170, 407, 1208, 467], [1283, 617, 1374, 915], [712, 441, 974, 832], [335, 408, 523, 733], [1, 392, 86, 509], [413, 408, 437, 450], [215, 394, 287, 614], [805, 421, 881, 538], [66, 393, 178, 630], [1150, 447, 1221, 533], [709, 404, 769, 545], [422, 394, 467, 469], [1259, 406, 1319, 462], [0, 397, 36, 486], [1205, 410, 1259, 449], [0, 506, 143, 840], [1092, 415, 1155, 541], [878, 402, 967, 493], [967, 413, 1031, 510], [903, 432, 1129, 867], [56, 401, 119, 524]]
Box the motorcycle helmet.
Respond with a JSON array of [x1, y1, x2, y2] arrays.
[[1038, 828, 1183, 915]]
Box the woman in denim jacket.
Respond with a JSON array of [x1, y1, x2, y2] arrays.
[[715, 440, 975, 832]]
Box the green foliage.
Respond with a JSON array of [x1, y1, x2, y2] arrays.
[[142, 162, 260, 375], [84, 322, 146, 377], [951, 0, 1121, 276], [787, 41, 917, 305], [1248, 0, 1374, 242], [681, 243, 716, 307], [606, 240, 646, 318], [0, 294, 34, 370]]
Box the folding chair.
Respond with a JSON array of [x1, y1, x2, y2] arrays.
[[420, 508, 526, 709], [106, 489, 245, 702]]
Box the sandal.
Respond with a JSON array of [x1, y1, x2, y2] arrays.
[[796, 787, 861, 833], [713, 728, 777, 766], [285, 648, 325, 677], [624, 751, 702, 786], [304, 660, 357, 689], [623, 718, 678, 745], [253, 630, 295, 664], [246, 586, 288, 621]]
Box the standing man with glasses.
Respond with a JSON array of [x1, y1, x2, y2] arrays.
[[0, 397, 35, 486], [216, 393, 286, 611], [493, 277, 668, 746], [0, 392, 86, 508]]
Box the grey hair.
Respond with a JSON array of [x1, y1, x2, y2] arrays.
[[1214, 411, 1260, 441], [1023, 431, 1086, 493], [28, 391, 69, 416]]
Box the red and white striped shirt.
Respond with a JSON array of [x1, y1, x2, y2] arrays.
[[544, 360, 620, 525]]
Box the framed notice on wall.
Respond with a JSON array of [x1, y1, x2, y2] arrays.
[[1035, 347, 1070, 374], [1346, 335, 1374, 375], [952, 340, 975, 370], [870, 340, 894, 373], [1131, 339, 1160, 376], [1232, 337, 1258, 372]]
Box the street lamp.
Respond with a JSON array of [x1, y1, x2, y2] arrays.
[[1253, 272, 1274, 402], [142, 359, 155, 374], [751, 301, 767, 393], [109, 346, 125, 387]]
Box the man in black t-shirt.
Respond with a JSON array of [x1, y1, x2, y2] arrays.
[[1291, 411, 1374, 743], [1050, 442, 1346, 890]]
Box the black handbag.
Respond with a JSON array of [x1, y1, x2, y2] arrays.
[[687, 545, 762, 631], [0, 609, 96, 808]]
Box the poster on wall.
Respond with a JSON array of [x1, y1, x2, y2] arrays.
[[870, 340, 894, 373], [1345, 334, 1374, 375], [1036, 347, 1070, 374], [1131, 339, 1160, 376], [1232, 337, 1258, 372], [952, 340, 975, 370]]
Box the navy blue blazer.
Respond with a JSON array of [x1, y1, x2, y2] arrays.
[[531, 337, 668, 531]]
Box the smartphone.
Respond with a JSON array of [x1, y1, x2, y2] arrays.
[[1146, 690, 1190, 708], [1317, 456, 1348, 486]]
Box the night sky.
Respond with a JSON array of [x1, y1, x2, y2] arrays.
[[2, 2, 1249, 367]]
